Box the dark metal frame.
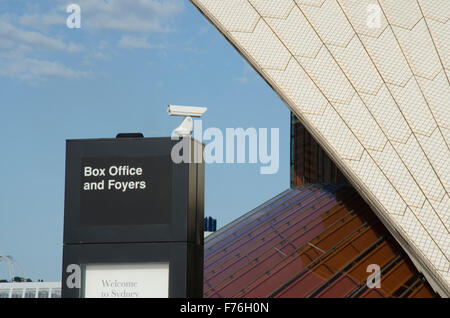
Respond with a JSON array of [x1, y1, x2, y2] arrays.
[[62, 242, 203, 298], [62, 137, 204, 298], [63, 137, 203, 245]]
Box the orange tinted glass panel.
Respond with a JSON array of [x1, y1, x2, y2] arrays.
[[204, 185, 439, 298]]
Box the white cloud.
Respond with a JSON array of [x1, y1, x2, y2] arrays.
[[0, 0, 184, 81], [18, 13, 65, 29], [0, 38, 15, 50], [118, 35, 165, 50], [118, 36, 151, 49], [75, 0, 184, 32], [10, 0, 184, 33], [0, 17, 86, 80], [0, 58, 89, 80], [235, 64, 256, 84], [0, 20, 83, 53]]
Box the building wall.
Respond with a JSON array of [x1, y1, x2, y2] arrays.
[[291, 113, 349, 187]]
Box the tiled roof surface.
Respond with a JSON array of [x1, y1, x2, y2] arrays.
[[191, 0, 450, 295]]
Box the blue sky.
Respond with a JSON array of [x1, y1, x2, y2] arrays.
[[0, 0, 290, 282]]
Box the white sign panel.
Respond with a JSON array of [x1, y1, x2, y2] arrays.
[[84, 263, 169, 298]]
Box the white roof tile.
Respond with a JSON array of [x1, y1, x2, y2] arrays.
[[190, 0, 450, 296]]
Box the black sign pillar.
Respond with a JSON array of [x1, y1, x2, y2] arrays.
[[62, 137, 204, 298]]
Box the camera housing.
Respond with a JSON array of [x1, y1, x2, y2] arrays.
[[167, 105, 207, 118]]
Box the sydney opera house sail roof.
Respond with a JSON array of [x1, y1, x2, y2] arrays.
[[190, 0, 450, 296]]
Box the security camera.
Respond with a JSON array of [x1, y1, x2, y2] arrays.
[[167, 105, 207, 118], [167, 105, 207, 136]]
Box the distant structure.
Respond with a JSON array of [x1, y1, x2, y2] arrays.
[[0, 255, 61, 298], [0, 282, 61, 298], [204, 217, 217, 237], [0, 255, 26, 282]]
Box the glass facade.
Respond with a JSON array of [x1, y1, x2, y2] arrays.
[[204, 184, 438, 298]]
